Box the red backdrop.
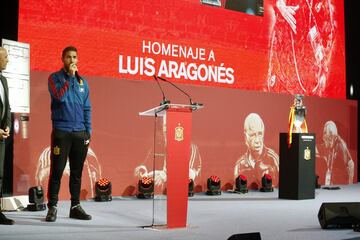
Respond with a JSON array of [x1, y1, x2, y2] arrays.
[[12, 72, 357, 199], [18, 0, 345, 98], [13, 0, 355, 199]]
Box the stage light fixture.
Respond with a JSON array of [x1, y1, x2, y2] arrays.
[[27, 186, 46, 211], [188, 178, 194, 197], [95, 178, 112, 202], [260, 174, 274, 192], [137, 177, 154, 199], [235, 174, 248, 193], [206, 175, 221, 195]]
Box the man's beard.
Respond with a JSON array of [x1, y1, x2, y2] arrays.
[[63, 65, 70, 73]]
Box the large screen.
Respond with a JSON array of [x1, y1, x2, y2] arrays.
[[18, 0, 345, 98]]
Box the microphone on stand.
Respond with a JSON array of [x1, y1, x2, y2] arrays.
[[156, 76, 203, 107], [153, 75, 170, 106]]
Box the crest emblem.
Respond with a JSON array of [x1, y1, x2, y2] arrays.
[[304, 147, 311, 160], [53, 146, 60, 155], [175, 123, 184, 142]]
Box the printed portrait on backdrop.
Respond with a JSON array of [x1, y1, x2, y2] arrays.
[[134, 116, 202, 189], [317, 121, 354, 185], [234, 113, 279, 189], [36, 146, 102, 199], [266, 0, 337, 96]]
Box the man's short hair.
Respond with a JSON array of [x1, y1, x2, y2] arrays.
[[62, 46, 78, 58], [244, 113, 264, 132], [0, 47, 7, 55], [324, 121, 338, 136]]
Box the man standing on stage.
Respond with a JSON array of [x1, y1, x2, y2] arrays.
[[0, 47, 14, 225], [46, 46, 92, 222]]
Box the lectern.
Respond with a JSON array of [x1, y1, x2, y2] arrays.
[[279, 133, 316, 200], [139, 103, 202, 228]]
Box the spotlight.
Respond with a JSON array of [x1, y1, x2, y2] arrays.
[[235, 174, 248, 193], [206, 175, 221, 195], [137, 177, 154, 199], [27, 186, 46, 211], [95, 178, 112, 202], [260, 174, 274, 192], [188, 178, 194, 197]]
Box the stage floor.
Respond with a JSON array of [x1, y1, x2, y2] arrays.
[[1, 184, 360, 240]]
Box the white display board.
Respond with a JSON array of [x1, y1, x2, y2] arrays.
[[2, 39, 30, 113]]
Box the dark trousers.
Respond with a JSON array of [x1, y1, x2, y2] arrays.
[[47, 129, 90, 207], [0, 140, 5, 200]]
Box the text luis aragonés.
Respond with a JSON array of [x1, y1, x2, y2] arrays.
[[119, 40, 235, 85]]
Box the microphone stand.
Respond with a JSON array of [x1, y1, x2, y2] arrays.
[[153, 75, 170, 106], [141, 76, 170, 229], [156, 76, 203, 108]]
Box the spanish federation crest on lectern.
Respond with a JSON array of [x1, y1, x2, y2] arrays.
[[175, 123, 184, 142], [304, 147, 311, 160]]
